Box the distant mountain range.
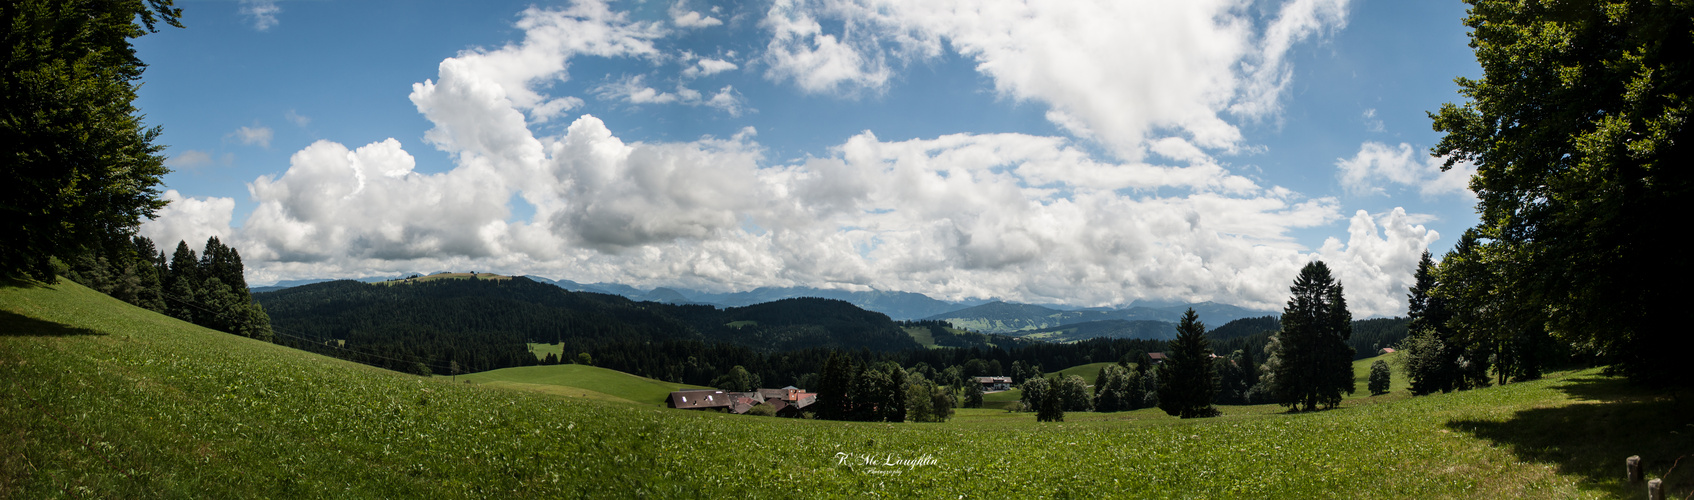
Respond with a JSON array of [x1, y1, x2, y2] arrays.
[[921, 300, 1277, 335], [253, 272, 1280, 338], [524, 277, 980, 320]]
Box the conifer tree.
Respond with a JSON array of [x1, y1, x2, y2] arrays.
[[1157, 309, 1220, 418], [0, 0, 180, 282], [816, 352, 855, 420], [1270, 261, 1355, 411]]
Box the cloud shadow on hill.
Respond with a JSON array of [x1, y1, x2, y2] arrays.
[[0, 310, 106, 337], [1445, 375, 1694, 498]]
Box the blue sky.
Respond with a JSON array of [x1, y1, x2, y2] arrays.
[[134, 0, 1482, 316]]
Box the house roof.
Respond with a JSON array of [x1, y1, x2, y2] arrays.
[[1380, 347, 1397, 353], [669, 390, 731, 409], [793, 393, 817, 408], [1148, 352, 1167, 360], [974, 376, 1011, 383]]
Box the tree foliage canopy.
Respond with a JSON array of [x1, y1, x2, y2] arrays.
[[1269, 261, 1355, 411], [1, 0, 181, 281], [1157, 309, 1219, 418], [1431, 0, 1694, 385]]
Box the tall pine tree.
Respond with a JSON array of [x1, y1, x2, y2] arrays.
[[1157, 309, 1220, 418], [1270, 261, 1355, 411]]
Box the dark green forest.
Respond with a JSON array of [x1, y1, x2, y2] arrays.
[[59, 235, 272, 342]]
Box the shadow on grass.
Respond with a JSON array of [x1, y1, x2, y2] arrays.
[[1446, 375, 1694, 498], [0, 276, 51, 289], [0, 310, 106, 337]]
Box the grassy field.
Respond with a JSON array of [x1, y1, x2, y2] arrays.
[[901, 326, 936, 348], [526, 342, 565, 361], [5, 279, 1692, 498], [450, 364, 708, 406]]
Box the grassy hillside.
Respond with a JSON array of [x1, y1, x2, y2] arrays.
[[451, 364, 708, 406], [5, 279, 1691, 498], [1018, 319, 1176, 342], [901, 325, 936, 348], [1051, 361, 1116, 383]]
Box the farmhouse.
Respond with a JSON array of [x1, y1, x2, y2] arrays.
[[974, 376, 1012, 392], [667, 390, 731, 410], [667, 386, 816, 416], [1147, 352, 1167, 364]]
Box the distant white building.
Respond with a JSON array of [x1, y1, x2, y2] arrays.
[[974, 376, 1012, 392]]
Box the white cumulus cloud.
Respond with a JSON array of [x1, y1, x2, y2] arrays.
[[756, 0, 1350, 160], [143, 0, 1438, 317], [140, 190, 235, 252], [1336, 141, 1475, 199], [671, 0, 724, 28], [684, 57, 739, 78]]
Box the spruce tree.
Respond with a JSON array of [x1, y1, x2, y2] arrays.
[[0, 0, 179, 282], [1157, 309, 1220, 418], [1405, 249, 1459, 394], [816, 352, 854, 420], [1271, 261, 1355, 411]]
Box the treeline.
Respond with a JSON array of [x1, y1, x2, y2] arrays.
[[1012, 261, 1369, 421], [1399, 249, 1579, 395], [1207, 315, 1408, 364], [58, 235, 272, 341], [578, 335, 1174, 392]]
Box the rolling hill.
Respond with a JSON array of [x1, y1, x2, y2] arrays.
[[1017, 319, 1179, 342], [255, 277, 921, 377], [4, 278, 1691, 497], [533, 278, 973, 320], [449, 364, 709, 406]]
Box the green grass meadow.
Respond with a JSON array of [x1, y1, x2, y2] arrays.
[[5, 279, 1692, 498], [449, 364, 708, 406]]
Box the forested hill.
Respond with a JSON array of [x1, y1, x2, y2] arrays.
[[691, 297, 918, 352], [255, 277, 917, 374]]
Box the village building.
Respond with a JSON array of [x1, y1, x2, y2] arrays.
[[974, 376, 1012, 392], [667, 386, 816, 416], [667, 390, 731, 410]]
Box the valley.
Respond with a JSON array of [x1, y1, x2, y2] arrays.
[[5, 279, 1688, 498]]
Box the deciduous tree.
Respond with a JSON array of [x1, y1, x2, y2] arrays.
[[1430, 0, 1694, 386], [1368, 359, 1391, 396]]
